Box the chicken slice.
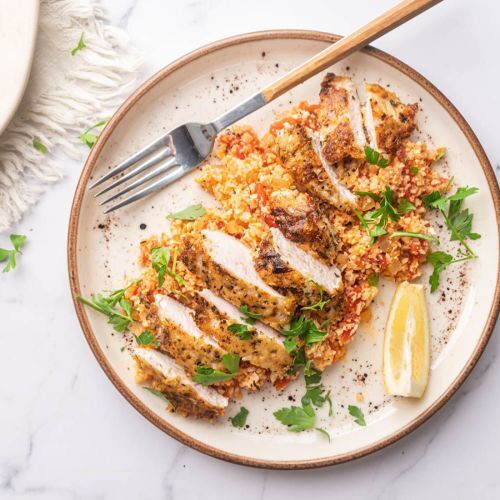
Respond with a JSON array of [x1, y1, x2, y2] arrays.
[[134, 348, 228, 419], [255, 227, 343, 307], [181, 229, 296, 329], [151, 294, 267, 395], [363, 83, 418, 154], [153, 294, 226, 375], [194, 288, 292, 381], [318, 73, 367, 164], [269, 123, 356, 208]]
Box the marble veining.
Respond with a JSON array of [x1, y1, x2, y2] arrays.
[[0, 0, 499, 499]]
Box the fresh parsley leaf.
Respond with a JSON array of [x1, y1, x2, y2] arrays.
[[230, 407, 249, 428], [134, 330, 159, 347], [239, 305, 262, 325], [0, 234, 27, 273], [301, 281, 330, 311], [151, 246, 185, 288], [348, 405, 366, 426], [192, 367, 237, 385], [273, 405, 316, 432], [227, 323, 252, 340], [410, 166, 419, 175], [397, 199, 416, 214], [315, 427, 331, 441], [167, 204, 207, 221], [79, 119, 108, 148], [426, 251, 453, 292], [77, 287, 134, 332], [32, 139, 48, 154], [367, 273, 379, 286], [70, 32, 86, 56], [364, 146, 389, 167], [421, 190, 445, 209], [192, 353, 240, 385], [390, 231, 439, 243], [143, 386, 170, 404], [304, 322, 328, 344], [222, 353, 240, 373], [354, 191, 381, 203], [283, 338, 298, 353]]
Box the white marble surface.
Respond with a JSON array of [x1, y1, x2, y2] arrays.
[[1, 0, 499, 498]]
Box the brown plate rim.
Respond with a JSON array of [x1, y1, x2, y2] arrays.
[[67, 29, 500, 470]]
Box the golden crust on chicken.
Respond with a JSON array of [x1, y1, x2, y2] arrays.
[[364, 83, 418, 153]]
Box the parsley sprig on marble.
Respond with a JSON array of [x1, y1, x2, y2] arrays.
[[192, 353, 240, 386], [77, 287, 134, 332], [70, 32, 86, 56], [0, 234, 27, 273], [355, 186, 415, 244], [421, 186, 480, 291]]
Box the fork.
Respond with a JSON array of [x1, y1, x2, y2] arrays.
[[91, 0, 441, 213]]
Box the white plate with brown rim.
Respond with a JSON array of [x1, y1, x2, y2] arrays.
[[68, 30, 500, 469]]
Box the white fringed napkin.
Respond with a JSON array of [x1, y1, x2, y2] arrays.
[[0, 0, 142, 232]]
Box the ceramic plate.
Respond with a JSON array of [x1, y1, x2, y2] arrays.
[[0, 0, 39, 134], [68, 31, 500, 469]]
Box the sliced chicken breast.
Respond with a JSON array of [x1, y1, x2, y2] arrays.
[[134, 348, 228, 419], [153, 294, 226, 375], [255, 227, 343, 306], [269, 123, 356, 208], [194, 288, 292, 380], [181, 229, 296, 329], [318, 73, 367, 164], [364, 83, 418, 154]]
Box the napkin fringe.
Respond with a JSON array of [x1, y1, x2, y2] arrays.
[[0, 0, 142, 232]]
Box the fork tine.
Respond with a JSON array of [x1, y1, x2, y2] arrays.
[[89, 133, 172, 189], [94, 148, 173, 197], [103, 165, 187, 214], [99, 156, 178, 205]]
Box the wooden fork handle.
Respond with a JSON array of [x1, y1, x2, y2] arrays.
[[261, 0, 443, 102]]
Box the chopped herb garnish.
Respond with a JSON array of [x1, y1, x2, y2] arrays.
[[120, 346, 126, 352], [348, 404, 366, 426], [79, 119, 108, 148], [151, 246, 185, 288], [70, 32, 86, 56], [283, 338, 298, 353], [410, 166, 419, 175], [239, 305, 262, 325], [301, 281, 330, 311], [192, 353, 240, 385], [282, 315, 328, 350], [0, 234, 27, 273], [364, 146, 389, 167], [143, 386, 170, 404], [32, 139, 48, 154], [167, 204, 207, 221], [315, 427, 331, 441], [77, 287, 133, 332], [230, 406, 249, 428], [367, 273, 379, 286], [274, 404, 316, 432], [134, 330, 159, 347], [227, 323, 252, 340], [390, 231, 439, 243], [421, 186, 480, 291], [355, 186, 415, 244]]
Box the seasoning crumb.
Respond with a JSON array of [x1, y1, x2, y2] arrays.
[[139, 223, 147, 230], [356, 392, 364, 402]]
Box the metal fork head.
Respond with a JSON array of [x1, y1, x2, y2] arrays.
[[90, 122, 218, 213]]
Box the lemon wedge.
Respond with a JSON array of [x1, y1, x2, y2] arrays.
[[383, 282, 430, 398]]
